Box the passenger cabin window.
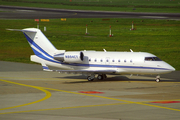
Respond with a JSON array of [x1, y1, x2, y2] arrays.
[[145, 57, 162, 61]]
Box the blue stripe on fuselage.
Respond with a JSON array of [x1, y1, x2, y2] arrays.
[[34, 50, 170, 71], [68, 63, 170, 70]]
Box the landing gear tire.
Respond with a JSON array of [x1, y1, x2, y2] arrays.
[[97, 75, 103, 80], [156, 78, 160, 82], [97, 74, 107, 80], [156, 75, 160, 82], [87, 76, 94, 81]]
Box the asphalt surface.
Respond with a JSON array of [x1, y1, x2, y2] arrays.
[[0, 5, 180, 120], [0, 61, 180, 120], [0, 5, 180, 19]]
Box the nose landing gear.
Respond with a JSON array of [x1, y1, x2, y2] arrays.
[[156, 75, 160, 82]]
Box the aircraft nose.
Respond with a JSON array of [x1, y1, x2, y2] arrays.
[[167, 64, 175, 72], [161, 62, 176, 73], [170, 66, 176, 71]]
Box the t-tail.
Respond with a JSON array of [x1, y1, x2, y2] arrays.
[[9, 28, 57, 56], [7, 28, 62, 70]]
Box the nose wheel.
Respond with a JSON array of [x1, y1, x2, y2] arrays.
[[156, 75, 160, 82]]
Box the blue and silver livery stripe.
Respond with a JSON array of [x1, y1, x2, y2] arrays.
[[24, 33, 54, 59], [23, 33, 60, 63]]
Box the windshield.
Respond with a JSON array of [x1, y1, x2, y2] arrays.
[[145, 57, 162, 61]]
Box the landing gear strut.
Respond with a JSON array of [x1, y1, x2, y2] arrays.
[[87, 75, 95, 81]]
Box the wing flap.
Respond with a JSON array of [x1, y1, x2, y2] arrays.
[[40, 63, 117, 74], [43, 68, 116, 74], [53, 69, 116, 74]]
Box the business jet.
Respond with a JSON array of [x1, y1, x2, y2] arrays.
[[8, 28, 175, 82]]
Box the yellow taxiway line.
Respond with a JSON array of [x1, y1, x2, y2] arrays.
[[0, 79, 180, 115], [0, 79, 51, 111]]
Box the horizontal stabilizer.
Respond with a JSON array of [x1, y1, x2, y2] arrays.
[[7, 29, 37, 33]]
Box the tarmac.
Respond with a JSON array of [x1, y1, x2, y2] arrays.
[[0, 61, 180, 120], [0, 5, 180, 120]]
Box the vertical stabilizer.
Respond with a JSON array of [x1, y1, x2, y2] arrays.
[[22, 28, 57, 57], [7, 28, 59, 64]]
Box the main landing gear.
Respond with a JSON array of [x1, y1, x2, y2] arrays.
[[87, 74, 107, 81], [97, 74, 107, 80], [87, 76, 94, 81]]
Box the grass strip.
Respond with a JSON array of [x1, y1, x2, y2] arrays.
[[0, 18, 179, 70]]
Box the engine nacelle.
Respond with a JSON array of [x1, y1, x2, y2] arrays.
[[54, 51, 84, 63]]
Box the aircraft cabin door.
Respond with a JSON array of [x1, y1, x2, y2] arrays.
[[105, 57, 110, 65]]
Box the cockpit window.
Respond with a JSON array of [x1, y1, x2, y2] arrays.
[[145, 57, 153, 61], [153, 57, 162, 61], [145, 57, 162, 61]]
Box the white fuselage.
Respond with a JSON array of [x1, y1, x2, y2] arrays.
[[31, 50, 175, 75]]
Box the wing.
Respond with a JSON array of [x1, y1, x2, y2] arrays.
[[53, 69, 116, 74], [41, 63, 116, 74]]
